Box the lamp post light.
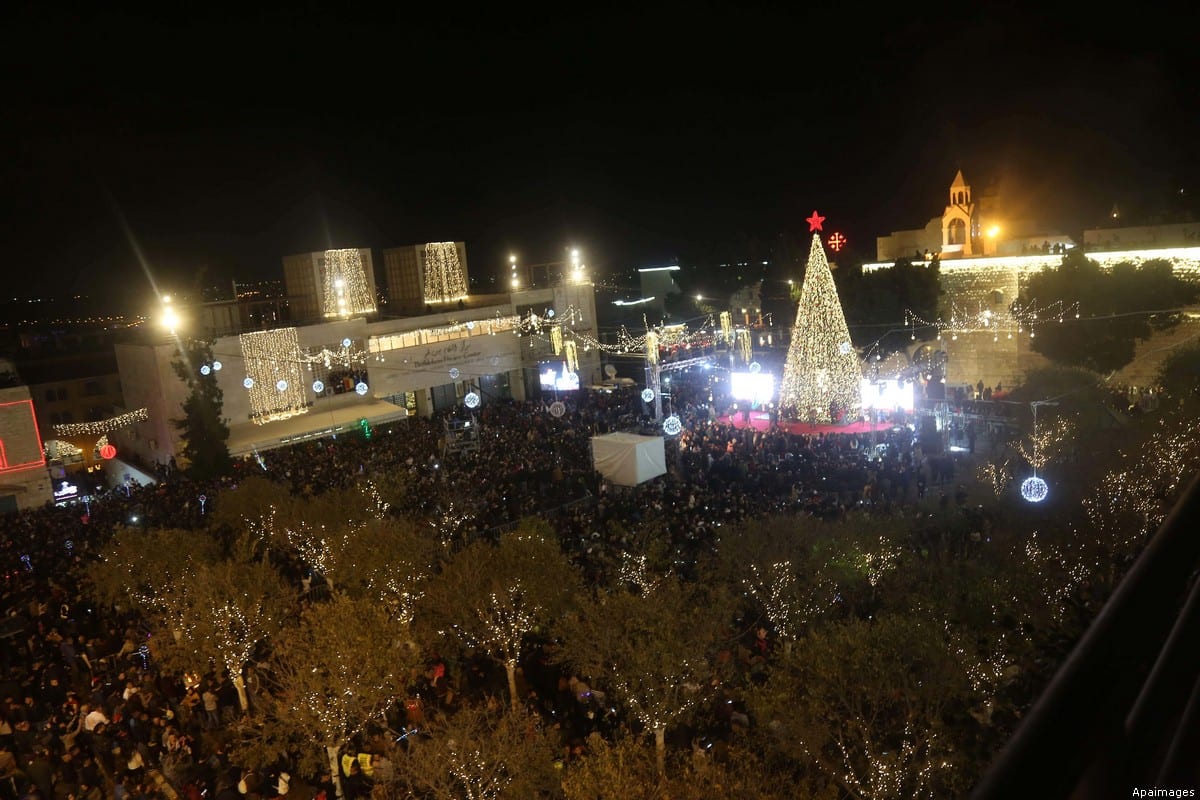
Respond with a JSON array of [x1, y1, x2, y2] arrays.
[[570, 248, 585, 283]]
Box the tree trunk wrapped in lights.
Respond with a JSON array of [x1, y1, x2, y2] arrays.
[[779, 234, 862, 423]]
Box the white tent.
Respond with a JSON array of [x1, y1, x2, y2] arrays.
[[591, 432, 667, 486]]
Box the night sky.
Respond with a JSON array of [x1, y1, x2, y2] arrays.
[[3, 3, 1196, 311]]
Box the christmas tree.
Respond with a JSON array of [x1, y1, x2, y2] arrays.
[[779, 220, 862, 423]]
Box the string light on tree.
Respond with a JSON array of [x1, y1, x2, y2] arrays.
[[779, 216, 862, 423]]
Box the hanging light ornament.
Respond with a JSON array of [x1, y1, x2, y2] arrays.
[[563, 340, 579, 374], [1022, 402, 1051, 503], [550, 325, 563, 356], [720, 311, 733, 344], [737, 329, 752, 364]]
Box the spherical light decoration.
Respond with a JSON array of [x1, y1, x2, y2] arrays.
[[839, 341, 852, 355], [341, 338, 352, 348], [312, 380, 325, 394], [749, 361, 762, 373], [355, 382, 369, 396], [449, 367, 460, 380], [212, 360, 222, 371], [276, 379, 289, 392], [99, 444, 117, 460], [663, 415, 683, 436], [199, 365, 211, 376], [243, 377, 255, 389], [549, 401, 566, 418], [1021, 476, 1049, 503], [464, 391, 480, 408], [641, 388, 655, 403]]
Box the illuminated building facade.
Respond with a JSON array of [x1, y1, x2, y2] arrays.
[[867, 171, 1200, 388], [0, 381, 53, 513], [382, 242, 471, 312], [282, 248, 379, 322]]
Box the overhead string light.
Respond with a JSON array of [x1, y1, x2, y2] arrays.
[[906, 298, 1080, 341], [53, 407, 149, 437]]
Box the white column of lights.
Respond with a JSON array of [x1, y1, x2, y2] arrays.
[[720, 311, 733, 343], [563, 340, 579, 375], [239, 328, 309, 424], [550, 325, 563, 355], [737, 329, 752, 364], [509, 254, 519, 289], [423, 242, 468, 303], [322, 249, 376, 318], [644, 331, 659, 365]]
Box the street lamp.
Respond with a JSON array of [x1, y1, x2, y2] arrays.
[[160, 296, 180, 333], [570, 248, 585, 282]]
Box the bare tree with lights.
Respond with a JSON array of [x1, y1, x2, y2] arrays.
[[418, 519, 582, 712], [553, 577, 732, 777], [748, 613, 967, 799], [156, 558, 292, 713], [779, 226, 863, 423], [391, 705, 561, 800], [236, 592, 419, 799]]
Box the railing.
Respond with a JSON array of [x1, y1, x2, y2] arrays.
[[971, 470, 1200, 798]]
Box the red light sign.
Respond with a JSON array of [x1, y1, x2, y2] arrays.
[[828, 232, 847, 252]]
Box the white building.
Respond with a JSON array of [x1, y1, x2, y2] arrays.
[[281, 248, 379, 322], [113, 276, 602, 462], [0, 379, 53, 513]]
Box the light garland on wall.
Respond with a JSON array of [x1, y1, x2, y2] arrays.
[[423, 242, 468, 303], [779, 233, 863, 422], [240, 327, 309, 424], [52, 407, 149, 437], [322, 248, 376, 318]]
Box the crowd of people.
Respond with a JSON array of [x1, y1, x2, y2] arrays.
[[1, 372, 986, 798]]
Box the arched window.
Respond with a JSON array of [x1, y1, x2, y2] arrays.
[[948, 219, 967, 245]]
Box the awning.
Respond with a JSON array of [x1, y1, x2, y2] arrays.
[[226, 400, 409, 456]]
